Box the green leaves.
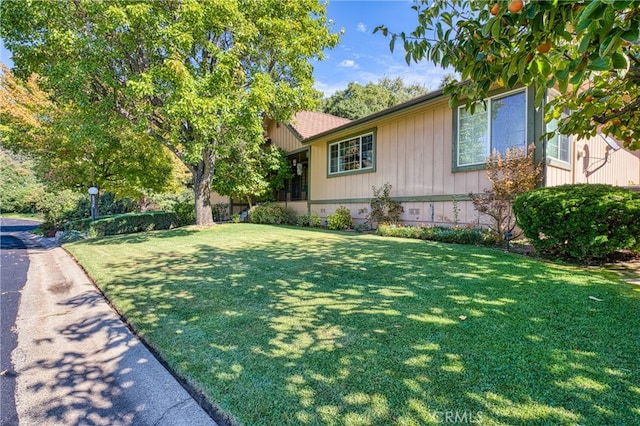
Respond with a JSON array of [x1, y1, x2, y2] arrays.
[[0, 0, 341, 223], [375, 0, 640, 150]]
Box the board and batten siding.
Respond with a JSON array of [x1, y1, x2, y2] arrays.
[[266, 119, 304, 152], [546, 135, 640, 187], [308, 100, 492, 226]]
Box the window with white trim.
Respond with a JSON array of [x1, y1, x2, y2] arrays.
[[329, 132, 374, 175], [546, 116, 571, 163], [457, 89, 527, 167]]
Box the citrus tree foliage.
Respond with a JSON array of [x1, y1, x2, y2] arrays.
[[0, 0, 339, 225], [0, 64, 173, 198], [323, 77, 428, 120], [212, 143, 292, 207], [375, 0, 640, 150]]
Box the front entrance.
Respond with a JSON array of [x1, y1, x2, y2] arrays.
[[277, 150, 308, 202]]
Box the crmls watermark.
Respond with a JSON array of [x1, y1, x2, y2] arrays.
[[429, 410, 483, 424]]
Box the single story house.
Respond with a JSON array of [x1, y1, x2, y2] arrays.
[[213, 85, 640, 227]]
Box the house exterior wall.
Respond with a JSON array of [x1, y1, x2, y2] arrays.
[[307, 99, 492, 226], [266, 119, 304, 152], [546, 135, 640, 187]]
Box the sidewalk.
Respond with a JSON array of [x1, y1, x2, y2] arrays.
[[12, 233, 218, 426]]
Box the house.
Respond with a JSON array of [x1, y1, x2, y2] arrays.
[[213, 85, 640, 226]]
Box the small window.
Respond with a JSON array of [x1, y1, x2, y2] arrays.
[[328, 132, 374, 175], [546, 117, 571, 163], [457, 89, 527, 167]]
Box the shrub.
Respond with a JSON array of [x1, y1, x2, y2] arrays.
[[471, 145, 542, 239], [248, 203, 296, 225], [376, 224, 487, 245], [297, 211, 322, 228], [514, 184, 640, 260], [37, 190, 85, 234], [369, 183, 403, 225], [64, 211, 182, 237], [327, 206, 353, 230]]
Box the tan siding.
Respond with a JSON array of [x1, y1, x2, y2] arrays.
[[210, 193, 231, 204], [547, 136, 639, 187], [308, 100, 490, 203], [267, 119, 304, 153], [280, 201, 308, 216]]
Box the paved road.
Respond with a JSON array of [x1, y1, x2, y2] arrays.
[[0, 218, 219, 426], [1, 218, 40, 426]]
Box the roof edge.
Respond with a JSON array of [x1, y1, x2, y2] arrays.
[[301, 88, 446, 144]]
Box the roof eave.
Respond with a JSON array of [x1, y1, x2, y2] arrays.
[[301, 88, 447, 144]]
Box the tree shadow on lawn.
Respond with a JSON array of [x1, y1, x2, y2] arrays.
[[91, 232, 640, 425]]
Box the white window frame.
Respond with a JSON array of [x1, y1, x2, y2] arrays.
[[328, 132, 374, 175], [456, 88, 528, 167]]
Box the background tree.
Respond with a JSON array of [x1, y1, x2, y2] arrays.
[[212, 143, 292, 208], [322, 76, 428, 120], [375, 0, 640, 149], [0, 0, 339, 225], [0, 64, 174, 198]]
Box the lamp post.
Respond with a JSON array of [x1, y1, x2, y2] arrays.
[[88, 186, 99, 221]]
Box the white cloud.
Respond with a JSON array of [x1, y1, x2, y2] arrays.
[[357, 23, 367, 33], [339, 59, 358, 69]]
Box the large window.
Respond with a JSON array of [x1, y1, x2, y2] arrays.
[[457, 89, 527, 167], [328, 132, 374, 175]]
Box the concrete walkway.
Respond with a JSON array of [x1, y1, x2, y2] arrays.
[[10, 231, 218, 426]]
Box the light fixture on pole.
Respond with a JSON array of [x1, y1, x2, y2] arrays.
[[88, 186, 99, 221]]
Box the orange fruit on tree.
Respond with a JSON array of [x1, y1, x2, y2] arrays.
[[585, 95, 594, 102], [508, 0, 524, 13], [491, 3, 500, 15], [537, 40, 551, 54]]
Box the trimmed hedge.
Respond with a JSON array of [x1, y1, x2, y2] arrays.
[[377, 224, 489, 245], [513, 184, 640, 260], [64, 211, 183, 238], [248, 203, 296, 225]]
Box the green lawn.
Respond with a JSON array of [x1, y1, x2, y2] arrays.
[[66, 224, 640, 425]]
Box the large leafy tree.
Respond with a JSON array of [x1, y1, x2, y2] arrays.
[[0, 64, 174, 198], [375, 0, 640, 150], [0, 0, 339, 225], [322, 76, 428, 120], [213, 143, 292, 207]]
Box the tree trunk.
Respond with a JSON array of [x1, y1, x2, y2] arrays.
[[193, 149, 215, 226]]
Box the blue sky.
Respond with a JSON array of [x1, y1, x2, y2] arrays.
[[0, 1, 448, 95], [313, 0, 449, 95]]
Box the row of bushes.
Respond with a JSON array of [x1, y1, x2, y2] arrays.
[[376, 224, 493, 245], [62, 211, 186, 241], [247, 203, 354, 231]]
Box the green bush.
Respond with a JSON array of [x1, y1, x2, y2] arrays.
[[0, 149, 46, 214], [369, 183, 403, 225], [327, 206, 352, 230], [376, 224, 488, 245], [64, 211, 182, 237], [248, 203, 296, 225], [296, 211, 322, 228], [37, 190, 85, 234], [513, 184, 640, 260]]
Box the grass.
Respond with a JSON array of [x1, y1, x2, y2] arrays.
[[66, 224, 640, 425], [0, 212, 43, 220]]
